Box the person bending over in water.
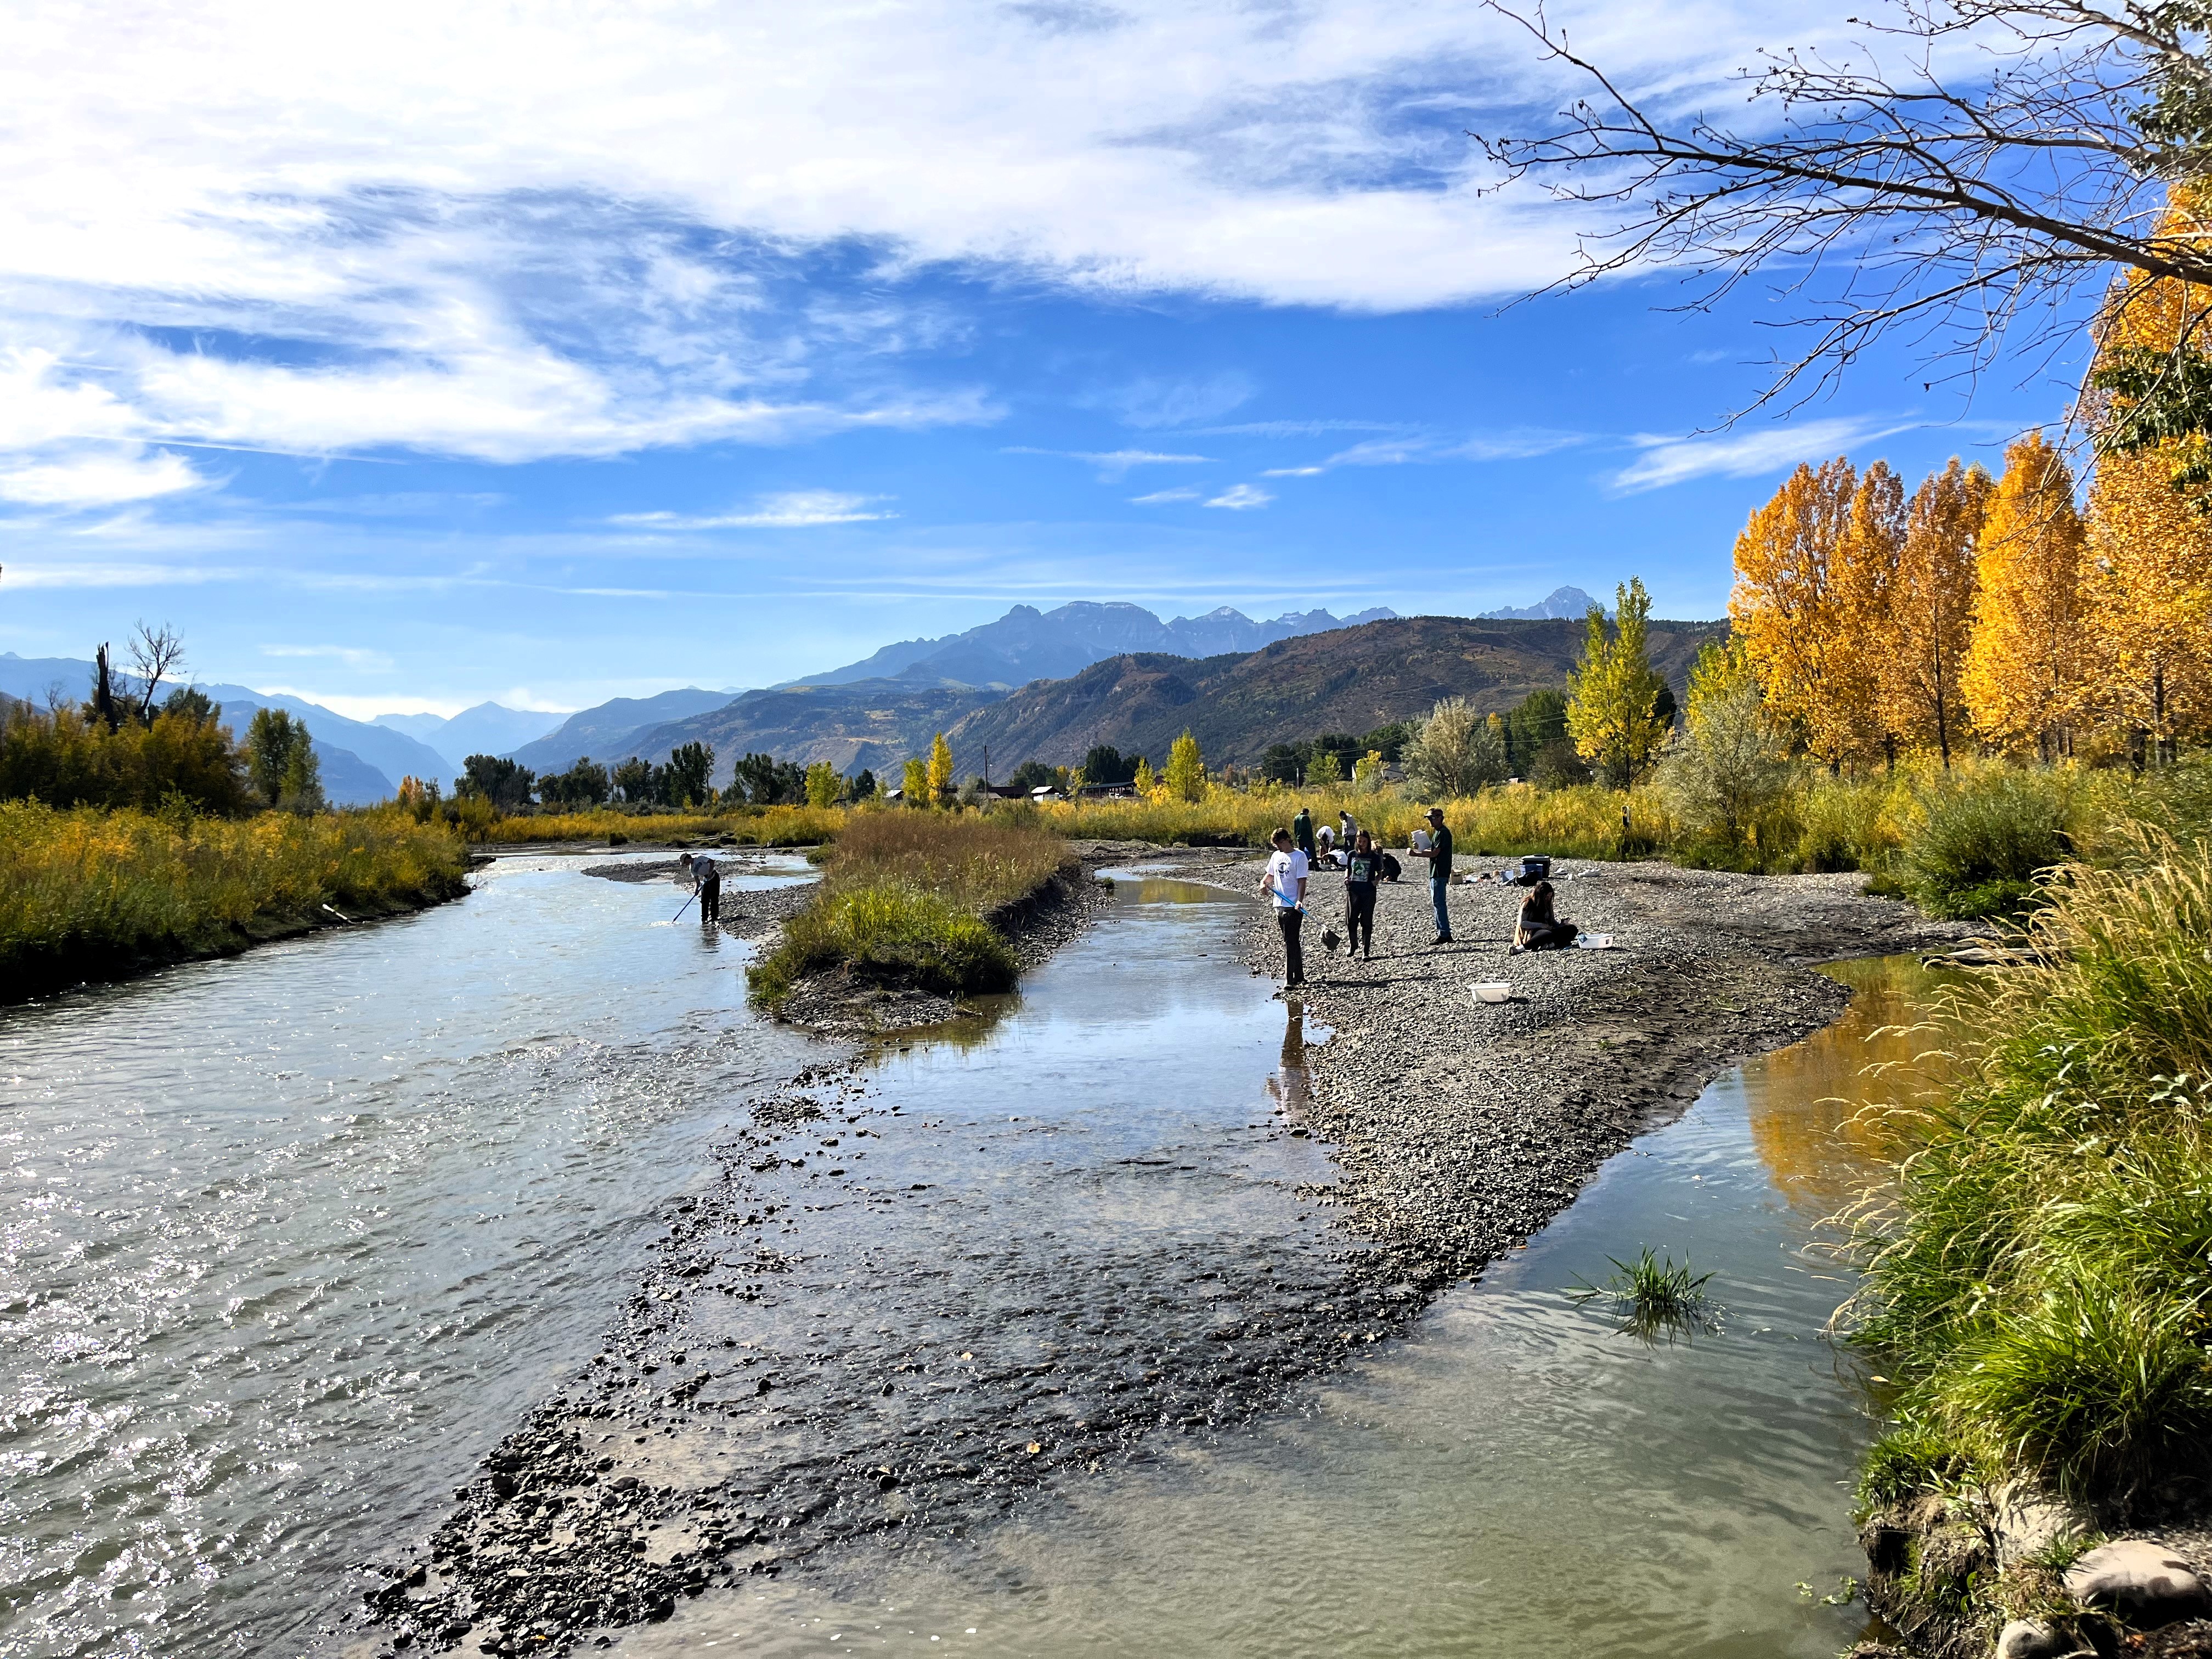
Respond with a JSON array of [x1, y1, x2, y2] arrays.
[[1513, 879, 1578, 952], [679, 850, 721, 926], [1343, 829, 1381, 958]]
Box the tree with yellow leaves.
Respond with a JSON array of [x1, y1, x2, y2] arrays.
[[901, 755, 927, 802], [1132, 755, 1156, 795], [1566, 577, 1669, 785], [2084, 232, 2212, 761], [1962, 433, 2091, 759], [926, 732, 954, 804], [1883, 458, 1990, 767], [1164, 730, 1205, 802], [1730, 457, 1892, 770]]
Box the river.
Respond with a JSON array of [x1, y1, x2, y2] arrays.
[[1, 859, 1949, 1656]]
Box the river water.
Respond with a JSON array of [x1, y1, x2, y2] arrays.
[[2, 860, 1950, 1657]]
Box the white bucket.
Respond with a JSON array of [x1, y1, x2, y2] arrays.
[[1471, 981, 1512, 1004]]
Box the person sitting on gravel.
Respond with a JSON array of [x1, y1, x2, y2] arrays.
[[1344, 829, 1381, 959], [1513, 880, 1579, 952], [1260, 826, 1311, 988]]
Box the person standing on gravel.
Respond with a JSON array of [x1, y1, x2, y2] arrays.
[[1261, 827, 1310, 988], [1292, 805, 1317, 864], [1409, 805, 1454, 944], [680, 850, 721, 926], [1344, 829, 1381, 958]]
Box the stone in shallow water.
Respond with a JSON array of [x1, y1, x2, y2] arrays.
[[2063, 1539, 2212, 1627]]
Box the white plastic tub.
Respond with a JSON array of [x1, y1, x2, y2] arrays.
[[1471, 981, 1512, 1005]]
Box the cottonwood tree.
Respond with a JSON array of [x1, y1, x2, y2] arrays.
[[1477, 0, 2212, 422], [1406, 697, 1509, 798], [1731, 459, 1892, 769], [1566, 578, 1670, 785], [126, 622, 186, 723], [1886, 459, 1993, 766], [926, 732, 955, 805], [1658, 639, 1793, 851], [1965, 432, 2095, 755], [1165, 730, 1206, 802]]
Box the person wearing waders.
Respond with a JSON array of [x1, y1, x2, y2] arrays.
[[1291, 805, 1317, 865], [1409, 805, 1454, 944], [1260, 826, 1310, 988], [679, 850, 720, 926]]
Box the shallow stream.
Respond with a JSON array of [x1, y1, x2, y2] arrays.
[[1, 862, 1952, 1656]]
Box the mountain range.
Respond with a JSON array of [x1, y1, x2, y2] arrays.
[[374, 702, 575, 774], [938, 614, 1723, 775], [1478, 586, 1606, 621], [782, 601, 1400, 690]]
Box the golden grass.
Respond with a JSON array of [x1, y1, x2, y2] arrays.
[[748, 808, 1071, 1006], [481, 804, 847, 846], [0, 800, 471, 994]]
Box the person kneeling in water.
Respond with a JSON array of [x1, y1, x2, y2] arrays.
[[1513, 879, 1578, 952]]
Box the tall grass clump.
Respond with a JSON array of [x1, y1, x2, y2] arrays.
[[747, 809, 1071, 1007], [1849, 826, 2212, 1505], [0, 799, 470, 995], [1901, 768, 2073, 918], [482, 804, 845, 846]]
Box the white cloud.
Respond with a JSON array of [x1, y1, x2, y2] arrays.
[[0, 1, 1802, 478], [1261, 465, 1325, 477], [1610, 417, 1920, 493], [0, 443, 208, 506], [1005, 447, 1214, 479], [1318, 428, 1586, 469], [1206, 483, 1273, 510], [1084, 373, 1255, 430], [608, 490, 896, 529], [1130, 486, 1203, 504]]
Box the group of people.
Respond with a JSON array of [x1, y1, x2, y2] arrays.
[[1260, 806, 1577, 986]]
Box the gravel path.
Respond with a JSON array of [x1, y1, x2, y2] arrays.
[[1206, 851, 1980, 1283]]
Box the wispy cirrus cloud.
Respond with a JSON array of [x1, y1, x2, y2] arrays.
[[1205, 483, 1272, 510], [607, 490, 896, 529], [1003, 447, 1215, 480], [1610, 417, 1920, 494], [261, 642, 394, 670], [1130, 486, 1204, 504]]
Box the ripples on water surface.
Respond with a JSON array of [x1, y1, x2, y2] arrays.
[[620, 956, 1962, 1659], [1, 856, 815, 1657], [4, 853, 1963, 1659]]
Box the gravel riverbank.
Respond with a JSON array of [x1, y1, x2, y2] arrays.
[[1199, 850, 1982, 1284], [363, 847, 1974, 1657]]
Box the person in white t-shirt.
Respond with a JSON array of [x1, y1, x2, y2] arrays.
[[1258, 826, 1311, 986], [1315, 822, 1336, 867]]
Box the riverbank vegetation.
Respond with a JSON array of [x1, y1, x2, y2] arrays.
[[0, 799, 470, 997], [0, 632, 472, 992], [746, 810, 1071, 1008], [473, 803, 847, 847]]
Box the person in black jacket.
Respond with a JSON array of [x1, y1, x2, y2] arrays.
[[1343, 830, 1382, 958]]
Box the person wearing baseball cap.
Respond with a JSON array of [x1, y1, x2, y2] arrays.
[[1409, 806, 1454, 944]]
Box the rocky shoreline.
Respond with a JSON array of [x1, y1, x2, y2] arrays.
[[1191, 850, 1981, 1285], [362, 844, 1987, 1658]]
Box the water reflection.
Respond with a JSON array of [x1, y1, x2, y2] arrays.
[[1743, 956, 1972, 1215]]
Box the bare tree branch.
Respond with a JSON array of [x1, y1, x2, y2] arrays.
[[126, 621, 186, 723], [1474, 0, 2212, 417]]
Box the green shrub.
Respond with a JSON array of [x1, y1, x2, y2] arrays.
[[1799, 775, 1900, 874], [1904, 771, 2072, 918], [747, 882, 1017, 1005], [1850, 828, 2212, 1503]]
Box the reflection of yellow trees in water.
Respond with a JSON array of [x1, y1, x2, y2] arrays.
[[1744, 958, 1974, 1213]]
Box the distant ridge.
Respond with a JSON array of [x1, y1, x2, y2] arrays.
[[1479, 586, 1606, 622], [780, 601, 1400, 690]]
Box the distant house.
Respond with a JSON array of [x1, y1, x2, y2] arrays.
[[1075, 782, 1137, 800], [881, 787, 904, 801], [1028, 785, 1066, 802], [977, 783, 1028, 800]]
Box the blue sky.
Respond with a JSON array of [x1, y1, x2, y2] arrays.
[[0, 0, 2090, 718]]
